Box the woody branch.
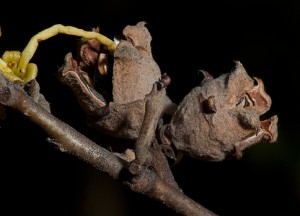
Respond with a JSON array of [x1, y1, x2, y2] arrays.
[[0, 73, 216, 216]]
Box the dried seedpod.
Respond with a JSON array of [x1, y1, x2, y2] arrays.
[[59, 21, 278, 165], [165, 61, 278, 161]]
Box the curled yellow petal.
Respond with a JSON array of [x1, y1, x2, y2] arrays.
[[2, 51, 21, 71], [0, 58, 23, 83], [1, 24, 117, 85], [17, 24, 117, 78], [22, 63, 38, 84]]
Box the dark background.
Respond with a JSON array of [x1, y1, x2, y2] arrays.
[[0, 1, 299, 215]]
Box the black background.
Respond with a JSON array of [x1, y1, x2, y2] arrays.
[[0, 1, 299, 216]]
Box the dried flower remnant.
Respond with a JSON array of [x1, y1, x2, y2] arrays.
[[59, 22, 278, 163]]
